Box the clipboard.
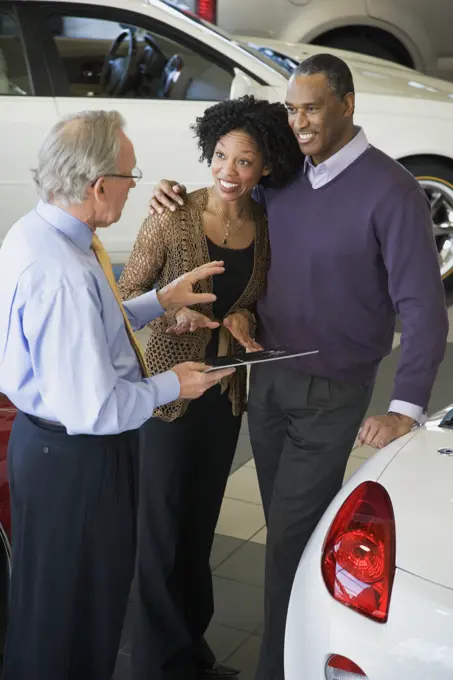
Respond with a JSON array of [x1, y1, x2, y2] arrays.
[[204, 349, 319, 372]]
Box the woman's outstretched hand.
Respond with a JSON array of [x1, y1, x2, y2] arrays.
[[223, 312, 263, 352], [166, 307, 220, 335]]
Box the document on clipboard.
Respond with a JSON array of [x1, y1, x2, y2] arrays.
[[204, 349, 319, 372]]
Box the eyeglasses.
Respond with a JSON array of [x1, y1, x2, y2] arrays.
[[91, 167, 143, 187]]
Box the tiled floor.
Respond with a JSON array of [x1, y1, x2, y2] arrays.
[[115, 315, 453, 679], [113, 430, 373, 680]]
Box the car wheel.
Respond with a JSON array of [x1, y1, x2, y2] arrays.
[[402, 159, 453, 283], [0, 528, 10, 667]]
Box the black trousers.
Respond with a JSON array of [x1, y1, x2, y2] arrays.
[[132, 387, 242, 680], [2, 412, 139, 680], [247, 364, 372, 680]]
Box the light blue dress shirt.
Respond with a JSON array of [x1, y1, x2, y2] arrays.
[[0, 201, 180, 435], [304, 127, 424, 424]]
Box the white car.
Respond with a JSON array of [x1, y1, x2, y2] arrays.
[[172, 0, 453, 81], [284, 405, 453, 680], [239, 36, 453, 282], [2, 0, 453, 280], [1, 0, 290, 264]]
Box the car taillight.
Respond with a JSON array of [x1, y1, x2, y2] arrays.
[[196, 0, 217, 22], [321, 481, 395, 622], [325, 654, 368, 679]]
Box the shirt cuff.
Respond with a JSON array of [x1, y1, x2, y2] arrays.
[[123, 289, 164, 331], [389, 400, 427, 425], [146, 370, 180, 408]]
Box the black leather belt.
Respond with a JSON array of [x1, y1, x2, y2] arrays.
[[27, 414, 67, 433]]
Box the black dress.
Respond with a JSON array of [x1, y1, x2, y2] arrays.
[[132, 238, 255, 680]]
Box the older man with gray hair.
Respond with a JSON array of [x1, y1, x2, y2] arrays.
[[0, 110, 234, 680]]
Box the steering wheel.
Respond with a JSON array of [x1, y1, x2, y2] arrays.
[[100, 30, 138, 96], [143, 33, 167, 61], [159, 54, 184, 98]]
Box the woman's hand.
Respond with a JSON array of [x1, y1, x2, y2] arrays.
[[223, 312, 263, 352], [166, 307, 220, 335]]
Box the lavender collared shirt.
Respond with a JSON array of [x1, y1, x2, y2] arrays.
[[304, 126, 369, 187]]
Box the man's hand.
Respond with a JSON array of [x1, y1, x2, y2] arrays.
[[157, 261, 224, 309], [223, 312, 263, 352], [149, 180, 186, 215], [358, 412, 415, 449], [166, 307, 220, 334], [171, 362, 235, 400]]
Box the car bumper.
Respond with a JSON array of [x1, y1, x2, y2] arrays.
[[285, 561, 453, 679]]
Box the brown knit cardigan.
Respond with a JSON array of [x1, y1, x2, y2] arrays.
[[118, 188, 269, 421]]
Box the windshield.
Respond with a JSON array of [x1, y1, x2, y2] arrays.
[[160, 1, 289, 79], [245, 44, 299, 75]]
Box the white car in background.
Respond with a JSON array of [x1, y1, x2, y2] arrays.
[[0, 0, 290, 264], [172, 0, 453, 81], [2, 0, 453, 280], [284, 404, 453, 680], [239, 35, 453, 283]]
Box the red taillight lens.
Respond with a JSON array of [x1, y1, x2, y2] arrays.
[[326, 654, 367, 679], [196, 0, 216, 22], [321, 481, 395, 622]]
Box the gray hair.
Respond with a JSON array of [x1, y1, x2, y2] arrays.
[[33, 110, 126, 206]]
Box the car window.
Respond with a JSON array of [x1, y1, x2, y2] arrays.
[[46, 12, 234, 101], [0, 10, 33, 95]]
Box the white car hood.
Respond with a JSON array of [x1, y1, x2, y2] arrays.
[[239, 36, 453, 104], [378, 407, 453, 589]]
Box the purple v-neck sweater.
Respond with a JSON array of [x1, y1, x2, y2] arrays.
[[255, 146, 448, 409]]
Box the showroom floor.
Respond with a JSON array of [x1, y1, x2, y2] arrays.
[[113, 300, 453, 679]]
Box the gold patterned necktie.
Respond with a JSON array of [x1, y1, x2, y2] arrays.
[[91, 233, 149, 377]]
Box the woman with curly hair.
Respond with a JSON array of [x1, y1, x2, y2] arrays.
[[118, 95, 302, 680]]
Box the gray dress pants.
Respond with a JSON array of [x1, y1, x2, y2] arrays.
[[248, 363, 372, 680]]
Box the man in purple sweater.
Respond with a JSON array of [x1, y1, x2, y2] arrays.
[[149, 54, 448, 680]]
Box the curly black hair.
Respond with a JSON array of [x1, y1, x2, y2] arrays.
[[191, 95, 303, 189]]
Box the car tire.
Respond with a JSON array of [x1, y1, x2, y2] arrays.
[[402, 159, 453, 284], [319, 35, 397, 63]]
